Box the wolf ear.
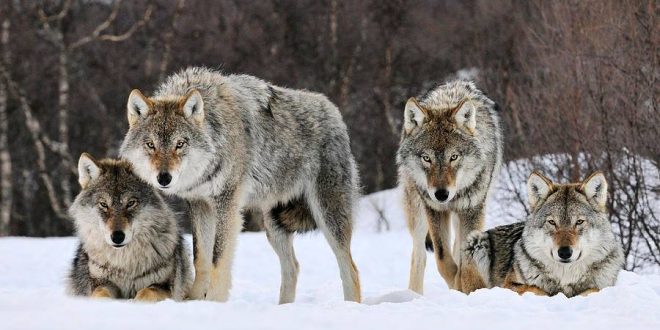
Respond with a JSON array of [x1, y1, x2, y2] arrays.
[[127, 89, 151, 127], [527, 171, 553, 209], [182, 89, 204, 125], [581, 171, 608, 208], [404, 97, 429, 134], [452, 99, 476, 134], [78, 153, 101, 189]]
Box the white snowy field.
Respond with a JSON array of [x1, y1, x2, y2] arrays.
[[2, 170, 660, 330], [2, 214, 660, 329]]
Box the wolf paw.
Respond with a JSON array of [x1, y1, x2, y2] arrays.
[[135, 287, 170, 302], [464, 231, 490, 255], [188, 282, 208, 300], [90, 286, 115, 299]]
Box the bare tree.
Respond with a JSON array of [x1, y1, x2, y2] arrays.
[[0, 4, 11, 235]]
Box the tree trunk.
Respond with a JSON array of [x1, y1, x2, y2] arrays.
[[0, 16, 12, 235]]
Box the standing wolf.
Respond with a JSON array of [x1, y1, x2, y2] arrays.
[[462, 171, 624, 297], [397, 80, 502, 294], [67, 154, 192, 301], [120, 67, 361, 303]]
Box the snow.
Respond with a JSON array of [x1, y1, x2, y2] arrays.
[[2, 230, 659, 329], [1, 156, 658, 329]]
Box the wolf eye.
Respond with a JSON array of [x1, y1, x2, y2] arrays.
[[576, 219, 585, 225], [126, 200, 137, 209], [175, 140, 186, 149], [99, 202, 109, 209], [450, 154, 459, 161], [421, 154, 431, 163], [547, 220, 556, 226], [146, 141, 155, 149]]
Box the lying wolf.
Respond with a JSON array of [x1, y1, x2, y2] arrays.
[[120, 67, 361, 303], [462, 171, 624, 297], [67, 154, 191, 301]]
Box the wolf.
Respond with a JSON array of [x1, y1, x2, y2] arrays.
[[67, 153, 192, 301], [119, 67, 361, 303], [397, 80, 502, 294], [461, 171, 624, 297]]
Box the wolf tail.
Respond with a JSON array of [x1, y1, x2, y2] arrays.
[[425, 233, 434, 252]]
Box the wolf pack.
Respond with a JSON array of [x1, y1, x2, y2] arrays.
[[66, 67, 624, 303]]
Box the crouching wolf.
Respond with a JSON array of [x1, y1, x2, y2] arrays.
[[397, 80, 502, 294], [120, 67, 361, 303], [67, 154, 192, 301], [462, 171, 624, 297]]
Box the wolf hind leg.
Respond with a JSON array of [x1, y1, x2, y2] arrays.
[[405, 190, 428, 294], [307, 185, 361, 302], [263, 208, 300, 304]]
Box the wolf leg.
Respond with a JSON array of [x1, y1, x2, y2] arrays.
[[189, 199, 217, 300], [460, 231, 490, 293], [507, 284, 547, 296], [503, 271, 547, 296], [263, 209, 299, 304], [90, 284, 119, 299], [426, 208, 458, 289], [206, 190, 243, 302], [579, 288, 600, 296], [453, 207, 485, 292], [308, 189, 361, 303], [405, 188, 428, 294], [135, 286, 171, 302]]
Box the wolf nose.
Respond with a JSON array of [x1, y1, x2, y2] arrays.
[[434, 189, 450, 202], [111, 231, 125, 244], [157, 172, 172, 186], [558, 246, 573, 260]]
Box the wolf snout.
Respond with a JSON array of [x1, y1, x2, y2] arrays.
[[157, 172, 172, 187], [557, 246, 573, 262], [111, 231, 126, 246]]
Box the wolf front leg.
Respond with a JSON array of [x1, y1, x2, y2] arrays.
[[189, 199, 217, 300], [135, 285, 171, 302], [90, 283, 120, 299], [579, 288, 600, 296], [425, 207, 458, 289], [205, 190, 243, 302], [453, 206, 486, 292], [405, 187, 428, 294]]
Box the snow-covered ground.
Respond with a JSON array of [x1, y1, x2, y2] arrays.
[[2, 160, 659, 329], [2, 205, 660, 329]]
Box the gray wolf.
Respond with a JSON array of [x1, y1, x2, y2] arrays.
[[67, 153, 192, 301], [397, 80, 502, 294], [119, 67, 361, 303], [462, 171, 624, 297]]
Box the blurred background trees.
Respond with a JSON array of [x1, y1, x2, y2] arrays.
[[0, 0, 657, 270]]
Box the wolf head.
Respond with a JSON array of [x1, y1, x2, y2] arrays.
[[397, 80, 496, 207], [69, 153, 167, 249], [119, 89, 215, 193], [524, 170, 613, 265]]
